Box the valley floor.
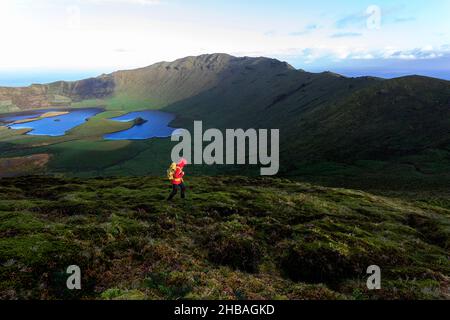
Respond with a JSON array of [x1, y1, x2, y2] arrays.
[[0, 175, 448, 300]]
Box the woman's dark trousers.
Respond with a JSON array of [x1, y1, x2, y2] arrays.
[[167, 183, 186, 200]]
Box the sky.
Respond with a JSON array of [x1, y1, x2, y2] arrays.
[[0, 0, 449, 85]]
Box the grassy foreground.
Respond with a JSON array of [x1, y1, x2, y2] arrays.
[[0, 175, 448, 300]]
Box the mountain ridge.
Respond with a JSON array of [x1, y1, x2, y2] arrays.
[[0, 53, 384, 111], [1, 53, 446, 113]]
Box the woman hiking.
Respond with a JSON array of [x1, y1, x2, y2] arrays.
[[167, 158, 187, 200]]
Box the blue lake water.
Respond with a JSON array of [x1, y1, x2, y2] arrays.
[[0, 108, 178, 140], [4, 108, 103, 137], [104, 110, 177, 140]]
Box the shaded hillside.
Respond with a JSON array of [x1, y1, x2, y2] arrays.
[[165, 61, 378, 129], [0, 176, 448, 299], [283, 76, 450, 162]]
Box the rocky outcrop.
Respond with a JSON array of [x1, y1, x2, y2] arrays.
[[133, 117, 147, 125]]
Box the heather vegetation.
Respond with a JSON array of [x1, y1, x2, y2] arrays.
[[0, 176, 448, 300]]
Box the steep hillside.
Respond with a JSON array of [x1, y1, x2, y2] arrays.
[[283, 76, 450, 162], [0, 76, 114, 111], [0, 176, 448, 299], [111, 53, 297, 108], [165, 61, 378, 129]]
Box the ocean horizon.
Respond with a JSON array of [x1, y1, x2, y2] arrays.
[[1, 66, 448, 87], [0, 70, 112, 87]]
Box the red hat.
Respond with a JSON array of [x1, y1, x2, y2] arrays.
[[178, 158, 187, 167]]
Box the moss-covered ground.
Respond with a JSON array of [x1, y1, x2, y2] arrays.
[[0, 175, 448, 300]]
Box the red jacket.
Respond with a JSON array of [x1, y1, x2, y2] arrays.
[[172, 163, 185, 185]]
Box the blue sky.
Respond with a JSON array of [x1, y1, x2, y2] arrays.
[[0, 0, 449, 85]]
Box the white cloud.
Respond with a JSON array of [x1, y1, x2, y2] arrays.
[[0, 0, 448, 72], [254, 45, 450, 65]]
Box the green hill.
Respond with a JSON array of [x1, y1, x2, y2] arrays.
[[0, 175, 448, 299], [0, 54, 449, 187]]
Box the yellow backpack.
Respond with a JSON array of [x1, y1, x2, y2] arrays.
[[167, 162, 177, 180]]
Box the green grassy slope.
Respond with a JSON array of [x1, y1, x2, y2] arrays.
[[281, 76, 450, 161], [277, 76, 450, 187], [0, 176, 448, 300]]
